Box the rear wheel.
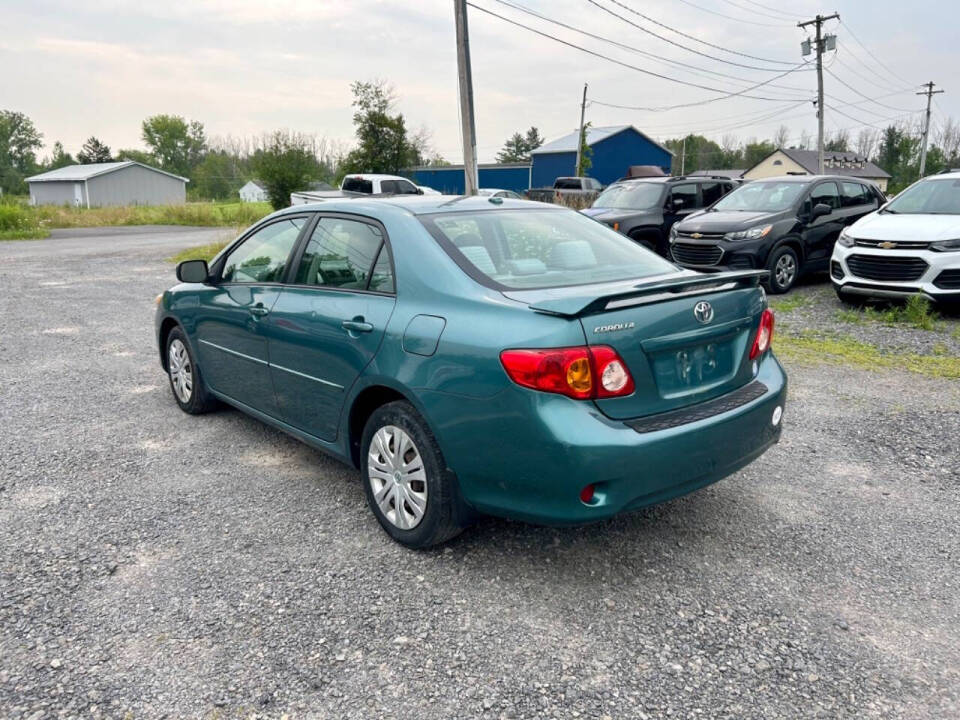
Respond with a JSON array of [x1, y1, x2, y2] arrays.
[[165, 327, 217, 414], [766, 246, 799, 294], [361, 401, 465, 549]]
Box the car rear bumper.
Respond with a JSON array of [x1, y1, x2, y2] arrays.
[[831, 244, 960, 301], [421, 352, 787, 525]]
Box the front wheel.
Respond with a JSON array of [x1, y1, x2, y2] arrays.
[[165, 327, 217, 414], [766, 246, 800, 294], [361, 401, 465, 549]]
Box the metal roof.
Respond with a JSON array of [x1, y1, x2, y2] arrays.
[[26, 161, 189, 183], [530, 125, 674, 157]]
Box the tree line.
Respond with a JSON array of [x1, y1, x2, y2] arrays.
[[0, 80, 446, 208], [660, 121, 960, 193]]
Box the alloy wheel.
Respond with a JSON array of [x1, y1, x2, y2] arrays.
[[367, 425, 428, 530], [168, 339, 193, 403], [775, 253, 797, 289]]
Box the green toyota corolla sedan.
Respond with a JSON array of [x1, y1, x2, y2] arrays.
[[156, 195, 786, 548]]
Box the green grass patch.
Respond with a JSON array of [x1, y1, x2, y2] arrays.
[[776, 330, 960, 379], [769, 293, 814, 313], [167, 241, 229, 264], [0, 228, 50, 240], [834, 295, 941, 331]]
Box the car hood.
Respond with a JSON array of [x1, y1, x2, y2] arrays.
[[581, 208, 656, 222], [851, 211, 960, 241], [677, 210, 782, 232]]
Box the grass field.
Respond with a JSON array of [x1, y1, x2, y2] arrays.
[[0, 198, 271, 240]]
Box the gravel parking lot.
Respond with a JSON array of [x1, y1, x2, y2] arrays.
[[1, 227, 958, 719]]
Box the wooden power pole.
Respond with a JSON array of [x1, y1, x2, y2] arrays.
[[917, 81, 944, 178], [798, 13, 839, 174], [575, 83, 588, 176], [454, 0, 479, 195]]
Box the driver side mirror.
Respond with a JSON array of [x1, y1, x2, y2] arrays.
[[176, 259, 210, 284], [811, 202, 833, 219]]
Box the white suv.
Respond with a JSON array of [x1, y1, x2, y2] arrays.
[[832, 171, 960, 305]]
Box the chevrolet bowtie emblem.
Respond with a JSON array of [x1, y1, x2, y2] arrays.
[[878, 241, 897, 249], [690, 232, 703, 239]]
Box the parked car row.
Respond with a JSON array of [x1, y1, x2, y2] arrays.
[[584, 171, 960, 304]]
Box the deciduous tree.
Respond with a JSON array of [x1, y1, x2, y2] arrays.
[[251, 131, 322, 210], [77, 136, 112, 164], [141, 115, 206, 177]]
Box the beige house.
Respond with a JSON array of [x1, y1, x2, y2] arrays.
[[743, 148, 890, 192]]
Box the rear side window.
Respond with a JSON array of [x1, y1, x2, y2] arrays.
[[342, 177, 373, 193], [294, 217, 386, 290], [221, 218, 305, 283], [420, 209, 677, 290], [395, 179, 419, 195], [841, 182, 873, 207]]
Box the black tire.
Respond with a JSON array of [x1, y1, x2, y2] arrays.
[[360, 401, 465, 549], [833, 285, 868, 307], [766, 245, 800, 294], [165, 327, 218, 414]]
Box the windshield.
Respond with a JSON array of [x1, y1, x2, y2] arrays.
[[420, 209, 677, 290], [592, 182, 664, 210], [713, 181, 806, 212], [885, 177, 960, 214]]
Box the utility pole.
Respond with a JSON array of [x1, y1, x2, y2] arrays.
[[917, 81, 944, 178], [680, 136, 686, 175], [574, 83, 588, 176], [454, 0, 479, 195], [798, 13, 839, 174]]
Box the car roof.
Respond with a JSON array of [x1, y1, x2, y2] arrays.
[[342, 173, 411, 181], [746, 174, 874, 185], [927, 170, 960, 180], [274, 194, 555, 218]]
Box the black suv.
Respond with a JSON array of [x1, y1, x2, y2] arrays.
[[581, 176, 736, 256], [669, 175, 885, 293]]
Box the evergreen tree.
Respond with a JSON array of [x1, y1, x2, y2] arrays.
[[77, 136, 112, 164]]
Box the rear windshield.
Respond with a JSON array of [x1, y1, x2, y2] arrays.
[[885, 177, 960, 214], [342, 177, 373, 193], [420, 209, 677, 290], [593, 182, 664, 210], [713, 181, 806, 212]]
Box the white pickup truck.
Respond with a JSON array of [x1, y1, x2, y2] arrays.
[[290, 174, 422, 205]]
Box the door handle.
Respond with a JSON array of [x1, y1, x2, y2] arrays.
[[342, 319, 374, 333], [249, 303, 269, 317]]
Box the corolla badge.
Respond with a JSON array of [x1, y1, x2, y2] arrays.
[[594, 321, 635, 334], [693, 301, 714, 324]]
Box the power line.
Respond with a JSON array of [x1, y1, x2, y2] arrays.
[[715, 0, 796, 22], [832, 55, 909, 95], [466, 2, 809, 104], [825, 67, 919, 113], [670, 0, 790, 28], [839, 19, 916, 89], [488, 0, 810, 95], [589, 0, 797, 71], [735, 0, 805, 20]]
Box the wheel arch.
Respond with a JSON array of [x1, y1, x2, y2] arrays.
[[346, 384, 414, 469], [158, 316, 182, 370], [769, 236, 805, 264]]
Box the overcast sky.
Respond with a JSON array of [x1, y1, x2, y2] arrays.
[[2, 0, 956, 164]]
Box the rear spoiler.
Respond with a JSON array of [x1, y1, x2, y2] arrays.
[[529, 270, 769, 318]]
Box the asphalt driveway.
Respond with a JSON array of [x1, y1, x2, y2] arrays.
[[1, 226, 958, 719]]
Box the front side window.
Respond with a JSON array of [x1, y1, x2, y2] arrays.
[[395, 179, 419, 195], [809, 182, 841, 210], [294, 217, 387, 290], [592, 182, 664, 210], [669, 183, 699, 210], [221, 218, 305, 283], [700, 182, 725, 206], [713, 181, 806, 212], [885, 178, 960, 215], [421, 209, 677, 290]]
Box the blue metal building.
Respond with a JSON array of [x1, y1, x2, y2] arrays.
[[530, 125, 673, 187], [408, 163, 531, 195]]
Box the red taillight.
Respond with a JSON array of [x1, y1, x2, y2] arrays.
[[749, 309, 775, 360], [499, 345, 634, 399]]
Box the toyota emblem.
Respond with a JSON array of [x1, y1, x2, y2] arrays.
[[693, 301, 714, 324]]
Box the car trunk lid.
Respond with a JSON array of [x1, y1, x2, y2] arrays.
[[503, 270, 768, 419]]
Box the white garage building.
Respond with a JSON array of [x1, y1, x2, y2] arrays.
[[26, 161, 188, 207]]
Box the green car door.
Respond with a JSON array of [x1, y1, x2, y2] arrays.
[[267, 214, 397, 441], [193, 216, 307, 414]]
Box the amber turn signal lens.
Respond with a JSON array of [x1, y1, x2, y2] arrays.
[[566, 357, 592, 393]]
